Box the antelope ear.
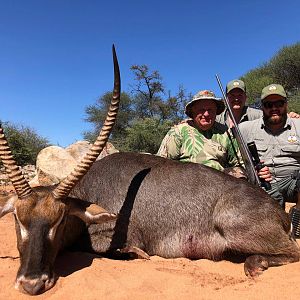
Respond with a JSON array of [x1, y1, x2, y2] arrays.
[[0, 193, 18, 218], [66, 197, 117, 224]]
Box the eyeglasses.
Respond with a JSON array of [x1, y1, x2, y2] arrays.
[[262, 100, 287, 109]]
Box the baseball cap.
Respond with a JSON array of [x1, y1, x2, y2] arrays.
[[226, 79, 246, 94], [261, 84, 287, 101]]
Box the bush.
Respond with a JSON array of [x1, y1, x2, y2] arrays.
[[288, 89, 300, 114], [123, 118, 173, 153], [1, 121, 50, 166]]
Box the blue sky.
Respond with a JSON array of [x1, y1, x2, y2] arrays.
[[1, 0, 299, 147]]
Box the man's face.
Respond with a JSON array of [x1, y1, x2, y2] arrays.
[[191, 100, 217, 131], [262, 95, 287, 126], [227, 88, 247, 110]]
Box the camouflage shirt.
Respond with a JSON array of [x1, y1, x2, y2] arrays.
[[157, 119, 241, 171]]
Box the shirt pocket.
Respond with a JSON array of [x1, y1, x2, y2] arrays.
[[253, 140, 268, 155], [280, 144, 300, 157]]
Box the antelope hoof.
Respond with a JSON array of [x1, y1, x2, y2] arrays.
[[244, 255, 269, 277], [120, 246, 150, 260]]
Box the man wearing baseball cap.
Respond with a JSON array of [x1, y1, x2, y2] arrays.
[[239, 84, 300, 237], [216, 79, 263, 127], [157, 90, 243, 173], [217, 79, 299, 128]]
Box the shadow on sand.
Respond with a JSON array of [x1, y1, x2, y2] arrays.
[[54, 251, 101, 278]]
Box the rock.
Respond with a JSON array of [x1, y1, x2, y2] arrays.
[[66, 141, 119, 161], [30, 141, 119, 186], [0, 165, 36, 187], [22, 165, 36, 182], [33, 146, 77, 186], [66, 141, 91, 162], [98, 142, 119, 159]]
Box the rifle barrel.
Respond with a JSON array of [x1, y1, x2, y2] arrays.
[[215, 74, 261, 186]]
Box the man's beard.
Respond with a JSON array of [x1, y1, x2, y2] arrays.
[[263, 111, 287, 126]]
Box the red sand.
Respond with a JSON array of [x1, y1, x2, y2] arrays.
[[1, 199, 300, 299]]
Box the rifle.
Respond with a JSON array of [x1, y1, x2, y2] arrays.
[[215, 74, 261, 187], [247, 142, 272, 190]]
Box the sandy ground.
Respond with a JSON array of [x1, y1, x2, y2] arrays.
[[1, 190, 300, 300]]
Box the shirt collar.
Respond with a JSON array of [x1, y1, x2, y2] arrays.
[[189, 120, 223, 137], [225, 106, 249, 124]]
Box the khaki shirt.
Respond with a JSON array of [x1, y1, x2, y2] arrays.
[[239, 117, 300, 181], [157, 120, 240, 171], [216, 106, 263, 127]]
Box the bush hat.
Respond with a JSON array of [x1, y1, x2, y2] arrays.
[[185, 90, 225, 117], [261, 84, 287, 101], [226, 79, 246, 94]]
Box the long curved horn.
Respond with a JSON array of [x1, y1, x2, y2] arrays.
[[0, 124, 33, 199], [52, 45, 121, 199]]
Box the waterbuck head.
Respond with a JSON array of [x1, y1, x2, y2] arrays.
[[0, 45, 120, 295]]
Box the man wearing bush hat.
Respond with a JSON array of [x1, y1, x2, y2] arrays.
[[157, 90, 243, 173], [239, 84, 300, 237]]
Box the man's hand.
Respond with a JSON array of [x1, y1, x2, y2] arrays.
[[288, 111, 300, 118], [257, 165, 272, 182]]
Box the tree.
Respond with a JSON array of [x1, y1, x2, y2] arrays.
[[83, 91, 134, 148], [268, 43, 300, 91], [1, 121, 49, 166], [240, 65, 274, 104], [84, 65, 192, 153], [123, 118, 173, 153], [130, 65, 192, 122], [130, 65, 165, 119], [288, 89, 300, 114], [241, 42, 300, 107], [166, 85, 192, 122]]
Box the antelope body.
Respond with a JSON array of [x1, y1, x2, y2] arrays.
[[70, 152, 300, 269]]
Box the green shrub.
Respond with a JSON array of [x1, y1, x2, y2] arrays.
[[1, 121, 50, 166]]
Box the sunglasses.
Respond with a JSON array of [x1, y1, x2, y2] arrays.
[[262, 100, 287, 109]]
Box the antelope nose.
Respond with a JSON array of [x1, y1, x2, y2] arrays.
[[21, 279, 45, 295]]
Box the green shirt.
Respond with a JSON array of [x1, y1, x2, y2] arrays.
[[157, 119, 240, 171]]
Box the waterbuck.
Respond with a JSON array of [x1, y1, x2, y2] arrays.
[[1, 49, 300, 296]]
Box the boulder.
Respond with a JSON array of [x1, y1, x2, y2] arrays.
[[30, 141, 119, 186], [66, 141, 119, 161], [31, 146, 77, 186], [66, 141, 91, 162], [97, 142, 119, 159]]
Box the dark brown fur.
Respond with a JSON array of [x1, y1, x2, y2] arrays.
[[70, 152, 300, 275]]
